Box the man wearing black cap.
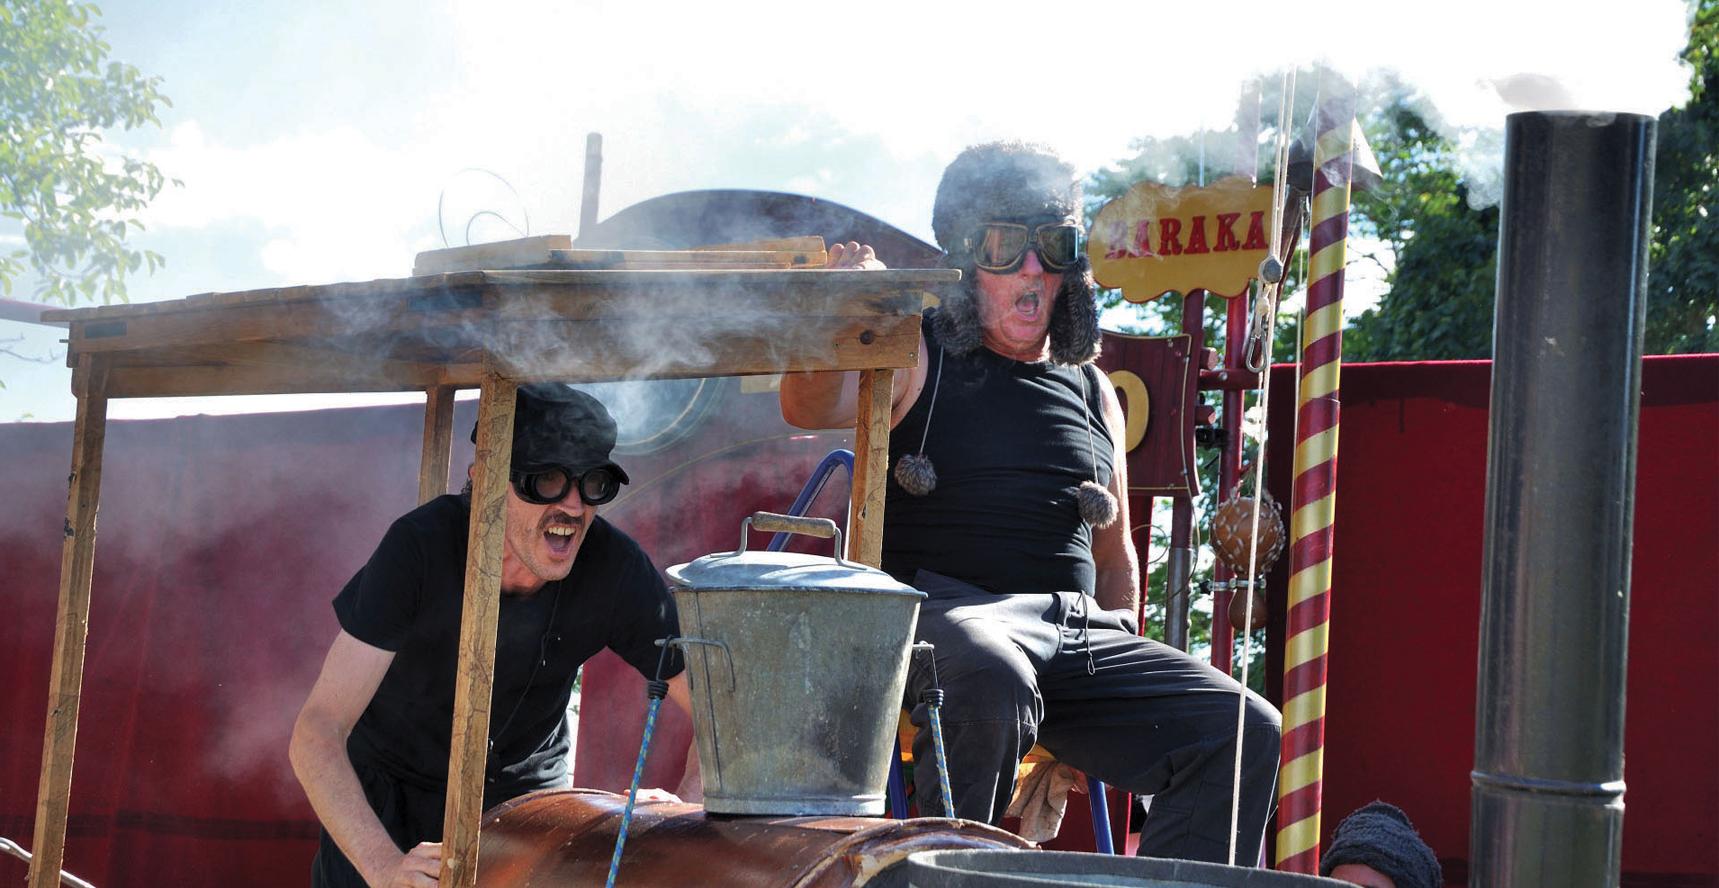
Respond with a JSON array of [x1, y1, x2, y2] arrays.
[[290, 384, 692, 888], [782, 141, 1280, 863]]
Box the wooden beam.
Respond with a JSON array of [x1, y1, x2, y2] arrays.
[[848, 368, 893, 567], [28, 356, 109, 888], [419, 386, 457, 504], [439, 372, 515, 888], [100, 341, 444, 398]]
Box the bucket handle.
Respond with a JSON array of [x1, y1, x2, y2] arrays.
[[739, 511, 848, 564], [656, 636, 737, 692]]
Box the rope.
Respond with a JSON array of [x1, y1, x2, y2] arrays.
[[914, 343, 945, 457], [1227, 66, 1298, 867], [605, 678, 670, 888]]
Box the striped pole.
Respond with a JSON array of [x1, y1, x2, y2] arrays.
[[1274, 80, 1356, 874]]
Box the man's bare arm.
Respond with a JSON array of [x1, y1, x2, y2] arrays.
[[780, 330, 930, 431], [666, 673, 702, 802], [778, 243, 928, 431], [1090, 375, 1141, 618], [290, 631, 441, 887]]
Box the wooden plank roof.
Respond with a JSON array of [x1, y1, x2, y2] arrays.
[[44, 268, 954, 398]]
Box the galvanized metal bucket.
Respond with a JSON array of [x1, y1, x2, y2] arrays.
[[904, 850, 1352, 887], [666, 512, 925, 816]]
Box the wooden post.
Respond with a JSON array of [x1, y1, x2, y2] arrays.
[[28, 355, 110, 888], [848, 368, 893, 567], [438, 373, 516, 888], [418, 385, 457, 504]]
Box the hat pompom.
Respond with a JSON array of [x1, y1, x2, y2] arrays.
[[1077, 480, 1119, 528], [894, 453, 938, 496]]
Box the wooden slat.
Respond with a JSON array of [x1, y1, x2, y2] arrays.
[[543, 248, 824, 269], [441, 372, 515, 888], [848, 367, 893, 567], [419, 386, 457, 504], [695, 235, 826, 254], [413, 235, 575, 276], [28, 355, 109, 888]]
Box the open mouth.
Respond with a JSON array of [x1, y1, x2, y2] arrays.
[[544, 523, 578, 556], [1013, 291, 1042, 319]]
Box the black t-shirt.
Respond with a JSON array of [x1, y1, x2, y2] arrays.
[[884, 311, 1114, 596], [333, 494, 682, 806]]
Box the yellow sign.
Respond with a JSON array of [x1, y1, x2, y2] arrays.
[[1088, 175, 1274, 302]]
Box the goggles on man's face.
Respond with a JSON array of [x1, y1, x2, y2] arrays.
[[968, 220, 1083, 274], [510, 465, 622, 506]]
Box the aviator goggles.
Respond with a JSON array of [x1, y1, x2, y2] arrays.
[[967, 220, 1084, 274], [510, 464, 623, 507]]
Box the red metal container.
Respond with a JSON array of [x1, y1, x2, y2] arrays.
[[476, 789, 1031, 887]]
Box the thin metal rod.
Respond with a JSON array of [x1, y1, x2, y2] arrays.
[[2, 837, 97, 888]]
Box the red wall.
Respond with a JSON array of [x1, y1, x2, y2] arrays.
[[2, 356, 1714, 885], [1264, 355, 1719, 886]]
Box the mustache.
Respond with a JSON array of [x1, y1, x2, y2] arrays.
[[539, 512, 585, 530]]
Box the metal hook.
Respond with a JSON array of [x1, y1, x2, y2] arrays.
[[658, 636, 737, 692]]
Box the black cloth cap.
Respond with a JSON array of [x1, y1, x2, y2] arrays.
[[1320, 800, 1443, 888], [471, 383, 629, 483]]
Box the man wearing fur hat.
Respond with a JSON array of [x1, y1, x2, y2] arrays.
[[781, 141, 1281, 863]]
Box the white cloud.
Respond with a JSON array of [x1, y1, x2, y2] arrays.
[[140, 121, 449, 285]]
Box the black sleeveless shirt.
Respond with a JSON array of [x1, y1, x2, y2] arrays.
[[883, 311, 1114, 596]]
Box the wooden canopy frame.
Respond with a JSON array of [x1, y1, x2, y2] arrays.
[[26, 265, 952, 887]]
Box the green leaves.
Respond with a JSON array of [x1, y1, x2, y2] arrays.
[[1, 0, 171, 306]]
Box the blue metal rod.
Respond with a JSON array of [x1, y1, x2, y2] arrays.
[[1087, 775, 1114, 854], [768, 450, 854, 551]]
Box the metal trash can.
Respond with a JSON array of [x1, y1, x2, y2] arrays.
[[667, 512, 925, 816], [905, 850, 1352, 887]]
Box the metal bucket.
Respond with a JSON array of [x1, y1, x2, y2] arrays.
[[666, 512, 925, 816], [904, 850, 1352, 887]]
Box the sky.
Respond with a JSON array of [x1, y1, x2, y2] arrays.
[[0, 0, 1697, 423]]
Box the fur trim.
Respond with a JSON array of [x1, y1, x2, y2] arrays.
[[930, 288, 984, 357], [1077, 480, 1119, 528], [893, 453, 938, 496], [1047, 254, 1102, 366]]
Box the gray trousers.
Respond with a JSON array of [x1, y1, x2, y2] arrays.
[[903, 571, 1282, 864]]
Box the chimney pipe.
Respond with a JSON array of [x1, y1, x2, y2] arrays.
[[1471, 111, 1655, 887]]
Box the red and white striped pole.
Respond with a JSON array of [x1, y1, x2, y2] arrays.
[[1274, 80, 1357, 874]]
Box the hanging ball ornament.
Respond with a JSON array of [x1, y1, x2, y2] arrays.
[[1211, 491, 1287, 577], [893, 453, 938, 497], [1077, 480, 1120, 528]]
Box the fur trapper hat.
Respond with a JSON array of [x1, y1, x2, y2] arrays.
[[930, 140, 1101, 367]]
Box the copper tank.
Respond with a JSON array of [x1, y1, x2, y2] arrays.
[[475, 789, 1032, 887]]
